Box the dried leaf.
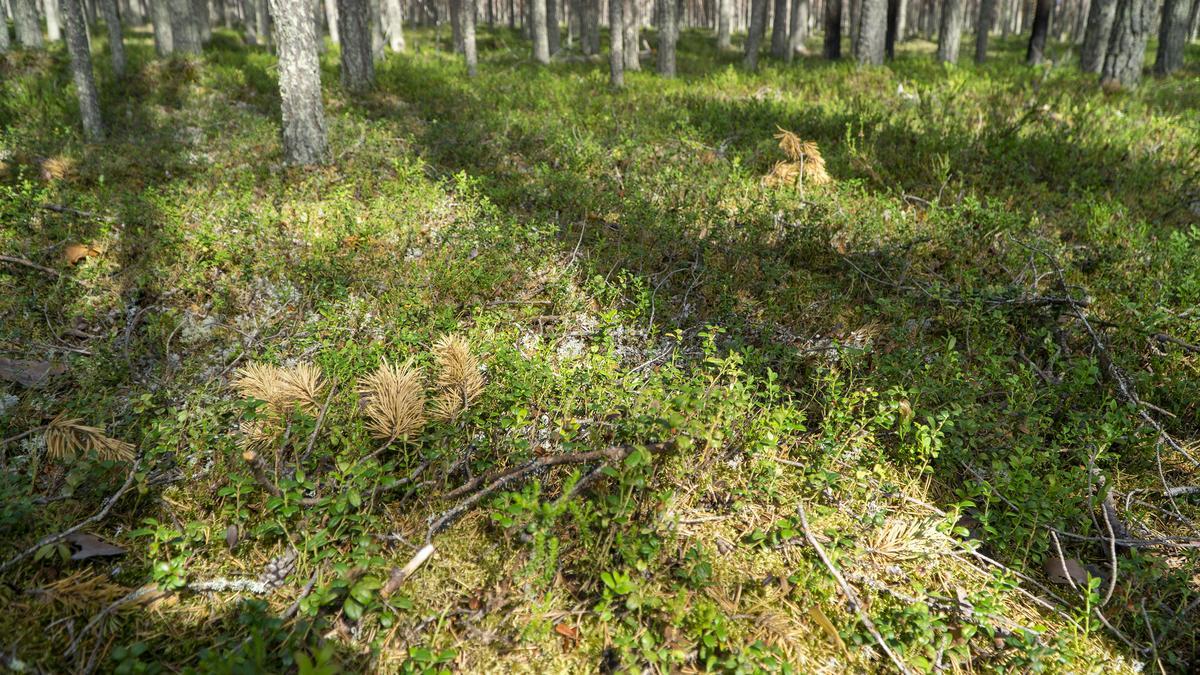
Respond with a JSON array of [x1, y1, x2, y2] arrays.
[[554, 622, 579, 642], [1044, 554, 1089, 585], [65, 533, 126, 561], [62, 243, 99, 265], [0, 357, 67, 387], [808, 605, 849, 656], [225, 524, 240, 551]]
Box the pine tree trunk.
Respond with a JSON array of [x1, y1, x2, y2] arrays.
[[12, 0, 44, 47], [770, 0, 788, 56], [743, 0, 766, 67], [658, 0, 676, 73], [546, 0, 559, 54], [788, 0, 808, 59], [854, 0, 885, 62], [0, 9, 10, 51], [170, 0, 202, 52], [463, 0, 477, 73], [885, 0, 899, 57], [384, 0, 403, 49], [255, 0, 271, 47], [935, 0, 961, 61], [368, 0, 384, 58], [338, 0, 374, 90], [609, 0, 624, 85], [450, 0, 463, 50], [716, 0, 731, 47], [823, 0, 841, 57], [1099, 0, 1151, 87], [622, 0, 638, 69], [100, 0, 125, 76], [45, 0, 62, 42], [973, 0, 993, 61], [1153, 0, 1189, 75], [531, 0, 549, 60], [151, 0, 174, 53], [325, 0, 339, 42], [269, 0, 328, 164], [582, 0, 598, 53], [1025, 0, 1051, 64], [62, 0, 104, 140], [193, 0, 211, 42]]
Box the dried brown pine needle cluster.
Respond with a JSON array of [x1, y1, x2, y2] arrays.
[[764, 128, 832, 189], [45, 412, 135, 462], [431, 334, 485, 421], [233, 362, 325, 415], [358, 359, 428, 441]]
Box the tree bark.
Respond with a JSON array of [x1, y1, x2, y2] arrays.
[[823, 0, 841, 57], [368, 0, 384, 59], [885, 0, 899, 57], [12, 0, 44, 47], [45, 0, 62, 42], [100, 0, 125, 76], [324, 0, 339, 41], [338, 0, 374, 91], [788, 0, 808, 59], [1099, 0, 1151, 87], [0, 8, 10, 52], [743, 0, 767, 67], [193, 0, 211, 42], [170, 0, 202, 52], [463, 0, 477, 74], [269, 0, 328, 164], [717, 0, 732, 47], [854, 0, 885, 63], [622, 0, 639, 69], [151, 0, 174, 53], [384, 0, 403, 49], [582, 0, 598, 53], [609, 0, 624, 86], [1153, 0, 1189, 75], [770, 0, 788, 56], [935, 0, 961, 61], [531, 0, 548, 60], [658, 0, 677, 74], [1025, 0, 1051, 64], [62, 0, 103, 141], [973, 0, 993, 61], [1079, 0, 1115, 71], [546, 0, 559, 54], [256, 0, 271, 48]]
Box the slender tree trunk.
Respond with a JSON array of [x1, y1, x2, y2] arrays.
[[848, 0, 859, 50], [450, 0, 463, 49], [62, 0, 103, 140], [1153, 0, 1189, 75], [788, 0, 808, 58], [743, 0, 766, 66], [1187, 0, 1199, 41], [659, 0, 676, 73], [884, 0, 899, 57], [269, 0, 327, 163], [716, 0, 731, 47], [1025, 0, 1051, 63], [45, 0, 61, 41], [531, 0, 548, 59], [151, 0, 173, 52], [170, 0, 201, 51], [368, 0, 383, 58], [1099, 0, 1151, 87], [935, 0, 961, 61], [384, 0, 403, 49], [12, 0, 44, 47], [192, 0, 210, 41], [546, 0, 559, 53], [338, 0, 374, 90], [324, 0, 339, 41], [0, 6, 10, 52], [255, 0, 270, 47], [973, 0, 993, 61], [582, 0, 598, 53], [823, 0, 840, 56], [609, 0, 624, 85], [770, 0, 788, 55], [622, 0, 638, 68], [463, 0, 477, 73], [100, 0, 125, 76], [854, 0, 884, 62]]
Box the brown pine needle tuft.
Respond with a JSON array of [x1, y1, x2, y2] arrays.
[[45, 412, 135, 463], [237, 419, 278, 454], [234, 362, 325, 414], [276, 362, 325, 414], [431, 334, 485, 421], [233, 363, 288, 408], [358, 359, 427, 441], [765, 129, 832, 189]]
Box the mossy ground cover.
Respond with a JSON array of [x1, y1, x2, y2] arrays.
[[1, 25, 1198, 673]]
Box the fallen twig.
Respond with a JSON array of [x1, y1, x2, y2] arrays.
[[0, 254, 62, 278]]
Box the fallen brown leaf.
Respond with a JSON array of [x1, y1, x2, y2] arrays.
[[62, 243, 99, 265], [65, 533, 126, 561], [0, 358, 67, 387]]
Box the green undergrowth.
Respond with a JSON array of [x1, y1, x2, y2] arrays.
[[1, 25, 1198, 673]]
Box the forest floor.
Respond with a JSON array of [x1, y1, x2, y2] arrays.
[[1, 26, 1199, 674]]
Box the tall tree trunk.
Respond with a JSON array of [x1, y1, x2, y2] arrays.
[[324, 0, 339, 41], [1153, 0, 1189, 75], [338, 0, 374, 90], [935, 0, 961, 61], [547, 0, 559, 53], [743, 0, 766, 67], [770, 0, 788, 55], [170, 0, 201, 52], [1099, 0, 1151, 86], [659, 0, 676, 73], [531, 0, 548, 60], [884, 0, 899, 57], [368, 0, 383, 58], [151, 0, 173, 52], [823, 0, 840, 57], [463, 0, 477, 73], [62, 0, 103, 140], [269, 0, 328, 163], [450, 0, 463, 50], [854, 0, 884, 62], [45, 0, 61, 41], [192, 0, 211, 41], [622, 0, 638, 69], [255, 0, 270, 47], [716, 0, 731, 47], [12, 0, 44, 47], [973, 0, 993, 61], [582, 0, 598, 53], [788, 0, 808, 58], [1025, 0, 1051, 63], [609, 0, 624, 85], [384, 0, 403, 49], [848, 0, 859, 50], [0, 5, 10, 52], [100, 0, 125, 76]]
